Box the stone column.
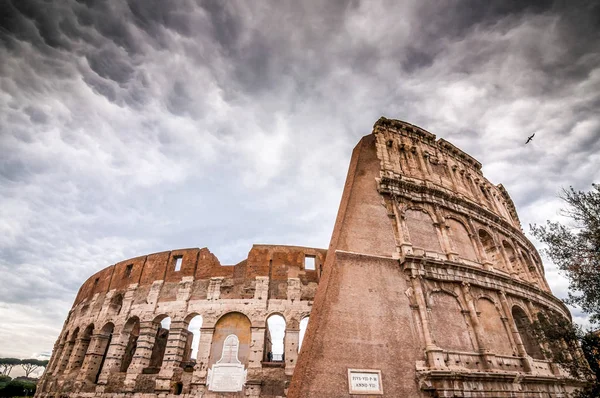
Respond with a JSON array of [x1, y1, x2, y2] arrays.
[[77, 330, 112, 383], [248, 326, 266, 369], [254, 276, 270, 301], [498, 291, 532, 373], [207, 277, 224, 300], [392, 202, 413, 256], [65, 335, 91, 373], [54, 339, 75, 375], [443, 224, 461, 262], [190, 327, 214, 394], [498, 243, 517, 276], [155, 320, 188, 392], [432, 218, 449, 258], [460, 283, 496, 369], [421, 151, 434, 176], [284, 325, 300, 376], [436, 220, 454, 259], [470, 177, 485, 205], [409, 273, 446, 369], [287, 278, 301, 302], [415, 147, 430, 179], [124, 320, 159, 391], [47, 341, 63, 374], [96, 332, 127, 386]]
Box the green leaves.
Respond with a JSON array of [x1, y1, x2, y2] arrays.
[[531, 184, 600, 324], [530, 184, 600, 397]]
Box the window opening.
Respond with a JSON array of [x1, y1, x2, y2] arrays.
[[264, 314, 286, 363], [187, 315, 203, 360], [174, 256, 183, 272], [304, 255, 316, 270], [299, 317, 309, 352], [125, 264, 133, 278]]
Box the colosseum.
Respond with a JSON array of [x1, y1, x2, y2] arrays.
[[37, 117, 583, 397]]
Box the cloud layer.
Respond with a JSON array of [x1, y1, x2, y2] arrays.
[[1, 0, 599, 357]]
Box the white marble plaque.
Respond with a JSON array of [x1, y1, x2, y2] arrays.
[[208, 363, 247, 392], [207, 334, 247, 392], [348, 369, 383, 395]]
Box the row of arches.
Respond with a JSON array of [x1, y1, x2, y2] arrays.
[[402, 207, 544, 285], [46, 311, 311, 386], [426, 290, 544, 360]]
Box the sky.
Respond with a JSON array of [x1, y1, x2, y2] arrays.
[[0, 0, 599, 359]]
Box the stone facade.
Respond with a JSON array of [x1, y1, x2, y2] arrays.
[[36, 245, 325, 398], [288, 117, 583, 397], [38, 117, 583, 397]]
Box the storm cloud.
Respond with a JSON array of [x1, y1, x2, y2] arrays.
[[1, 0, 599, 357]]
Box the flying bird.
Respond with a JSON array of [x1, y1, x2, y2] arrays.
[[525, 133, 535, 144]]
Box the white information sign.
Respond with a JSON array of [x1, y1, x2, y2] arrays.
[[348, 369, 383, 395]]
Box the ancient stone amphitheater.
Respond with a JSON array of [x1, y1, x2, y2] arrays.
[[37, 117, 582, 397]]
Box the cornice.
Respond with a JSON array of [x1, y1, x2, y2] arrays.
[[402, 254, 570, 319], [378, 176, 541, 258], [373, 116, 483, 171]]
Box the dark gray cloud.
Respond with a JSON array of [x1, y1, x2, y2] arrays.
[[1, 0, 599, 357]]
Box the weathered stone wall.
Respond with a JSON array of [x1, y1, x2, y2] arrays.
[[288, 117, 582, 397], [36, 245, 325, 398]]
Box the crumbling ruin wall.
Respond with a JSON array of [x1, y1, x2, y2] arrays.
[[36, 245, 325, 398]]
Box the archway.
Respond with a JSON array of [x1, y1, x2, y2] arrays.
[[264, 314, 286, 362], [447, 219, 477, 261], [148, 316, 171, 369], [512, 306, 543, 360], [120, 317, 140, 372], [70, 324, 94, 371], [429, 292, 474, 351], [93, 322, 114, 383], [185, 315, 203, 361], [404, 209, 442, 252], [209, 312, 251, 367], [479, 229, 504, 270]]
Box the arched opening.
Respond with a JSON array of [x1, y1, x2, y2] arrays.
[[512, 306, 544, 360], [521, 251, 539, 283], [51, 331, 69, 374], [120, 317, 140, 372], [94, 322, 114, 383], [264, 314, 286, 363], [404, 209, 442, 253], [109, 293, 123, 316], [57, 327, 79, 374], [209, 312, 251, 367], [298, 317, 309, 352], [477, 298, 513, 355], [70, 324, 94, 371], [478, 229, 504, 270], [148, 316, 171, 370], [447, 219, 478, 261], [502, 241, 523, 277], [429, 292, 474, 352], [80, 304, 90, 316], [184, 315, 203, 363]]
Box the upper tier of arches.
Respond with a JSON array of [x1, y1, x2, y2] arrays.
[[374, 117, 521, 230]]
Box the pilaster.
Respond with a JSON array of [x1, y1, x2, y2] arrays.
[[124, 321, 159, 391]]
